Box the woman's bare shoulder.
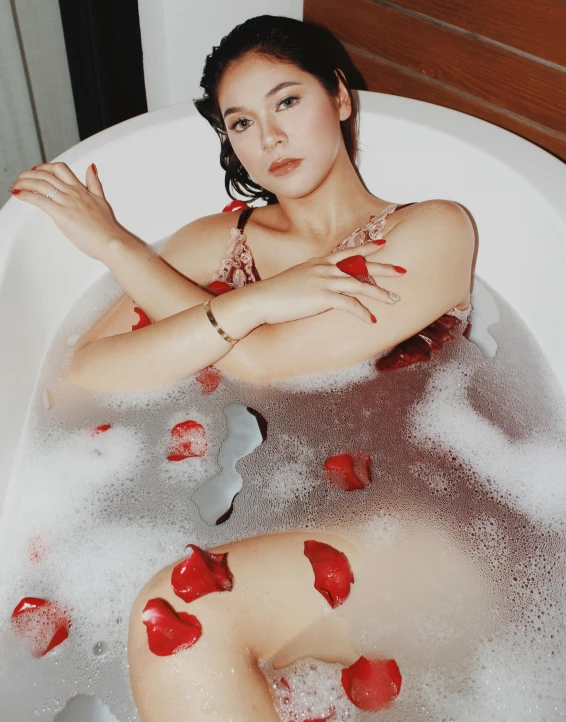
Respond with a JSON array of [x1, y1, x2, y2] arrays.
[[391, 198, 475, 241], [156, 210, 244, 284]]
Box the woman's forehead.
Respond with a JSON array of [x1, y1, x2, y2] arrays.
[[218, 56, 311, 105]]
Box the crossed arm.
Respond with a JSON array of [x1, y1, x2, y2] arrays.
[[68, 201, 475, 392]]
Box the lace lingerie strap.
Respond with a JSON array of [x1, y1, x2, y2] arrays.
[[211, 202, 416, 289]]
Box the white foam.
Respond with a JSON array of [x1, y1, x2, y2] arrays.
[[410, 359, 566, 528]]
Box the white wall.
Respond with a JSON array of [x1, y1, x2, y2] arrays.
[[138, 0, 304, 112]]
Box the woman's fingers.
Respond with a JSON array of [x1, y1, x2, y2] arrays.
[[29, 162, 82, 187], [328, 276, 401, 304], [330, 293, 375, 323], [328, 241, 386, 264], [11, 174, 70, 204], [365, 261, 407, 277]]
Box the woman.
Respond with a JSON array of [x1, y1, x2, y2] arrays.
[[10, 15, 476, 721]]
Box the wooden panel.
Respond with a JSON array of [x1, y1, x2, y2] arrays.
[[305, 0, 566, 134], [390, 0, 566, 67], [349, 47, 566, 161]]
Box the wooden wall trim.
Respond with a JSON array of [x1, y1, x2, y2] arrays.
[[385, 0, 566, 68], [304, 0, 566, 161], [349, 45, 566, 160]]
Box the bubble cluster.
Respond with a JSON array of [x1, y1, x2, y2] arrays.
[[0, 274, 565, 721]]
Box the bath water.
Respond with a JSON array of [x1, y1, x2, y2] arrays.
[[0, 272, 565, 721]]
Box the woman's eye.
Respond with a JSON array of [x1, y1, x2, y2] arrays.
[[231, 118, 251, 133], [229, 96, 300, 133], [278, 95, 300, 109]]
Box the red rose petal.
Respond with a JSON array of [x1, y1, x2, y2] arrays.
[[11, 597, 71, 657], [196, 366, 222, 394], [171, 544, 234, 603], [324, 453, 371, 492], [341, 656, 402, 711], [376, 313, 461, 371], [92, 424, 111, 435], [336, 255, 377, 286], [206, 280, 233, 296], [167, 420, 208, 460], [142, 598, 202, 656], [304, 540, 354, 608], [132, 307, 152, 331], [222, 199, 249, 212]]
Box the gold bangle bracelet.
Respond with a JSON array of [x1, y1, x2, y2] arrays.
[[203, 299, 239, 344]]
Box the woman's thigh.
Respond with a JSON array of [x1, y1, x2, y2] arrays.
[[128, 530, 363, 722]]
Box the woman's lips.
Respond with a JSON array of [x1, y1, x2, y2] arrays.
[[269, 158, 303, 176]]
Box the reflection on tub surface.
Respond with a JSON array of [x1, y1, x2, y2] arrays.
[[0, 273, 565, 721]]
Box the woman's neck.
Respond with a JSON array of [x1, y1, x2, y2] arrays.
[[271, 146, 388, 251]]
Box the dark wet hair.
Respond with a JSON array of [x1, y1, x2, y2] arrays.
[[193, 15, 366, 205]]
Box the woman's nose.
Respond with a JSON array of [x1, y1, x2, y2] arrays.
[[261, 119, 287, 151]]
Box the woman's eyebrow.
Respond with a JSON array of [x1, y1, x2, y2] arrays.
[[222, 81, 303, 119]]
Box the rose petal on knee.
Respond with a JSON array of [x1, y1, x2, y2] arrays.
[[142, 598, 202, 656], [171, 544, 234, 603], [341, 656, 402, 711], [303, 540, 354, 608]]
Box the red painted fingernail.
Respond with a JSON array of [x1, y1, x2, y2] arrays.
[[11, 189, 21, 195], [374, 240, 386, 246], [370, 314, 377, 323], [91, 163, 98, 175], [31, 166, 37, 170], [393, 265, 407, 274]]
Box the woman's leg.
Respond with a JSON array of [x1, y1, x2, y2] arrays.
[[128, 530, 362, 722]]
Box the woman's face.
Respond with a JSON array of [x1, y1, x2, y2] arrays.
[[217, 53, 352, 199]]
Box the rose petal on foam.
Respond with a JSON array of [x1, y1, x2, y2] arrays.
[[171, 544, 234, 603], [324, 453, 371, 492], [341, 656, 402, 711], [206, 280, 233, 296], [167, 420, 208, 460], [222, 199, 249, 212], [304, 540, 354, 608], [92, 424, 112, 435], [142, 598, 202, 656], [336, 255, 377, 286], [132, 307, 152, 331], [195, 366, 222, 394], [376, 313, 461, 371], [11, 597, 70, 657]]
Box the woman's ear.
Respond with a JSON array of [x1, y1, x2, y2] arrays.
[[334, 68, 352, 121]]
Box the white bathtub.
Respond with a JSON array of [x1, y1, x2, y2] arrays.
[[1, 91, 565, 718]]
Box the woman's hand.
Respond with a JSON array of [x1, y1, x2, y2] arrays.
[[248, 242, 407, 326], [10, 162, 130, 260]]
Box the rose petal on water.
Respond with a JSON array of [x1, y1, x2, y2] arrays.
[[341, 656, 402, 711]]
